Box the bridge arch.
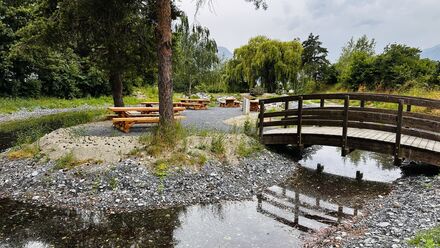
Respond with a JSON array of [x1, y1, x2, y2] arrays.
[[258, 93, 440, 166]]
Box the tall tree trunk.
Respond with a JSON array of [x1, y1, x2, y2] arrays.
[[156, 0, 174, 125], [110, 71, 124, 107]]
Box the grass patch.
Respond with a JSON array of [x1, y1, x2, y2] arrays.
[[0, 110, 105, 146], [409, 226, 440, 248], [236, 139, 264, 157], [7, 144, 41, 160], [54, 152, 81, 170], [210, 134, 226, 156], [0, 86, 189, 114], [140, 122, 188, 157]]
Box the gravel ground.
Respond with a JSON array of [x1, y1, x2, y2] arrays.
[[0, 151, 296, 212], [0, 106, 299, 211], [304, 175, 440, 248], [0, 105, 105, 123], [181, 107, 244, 131]]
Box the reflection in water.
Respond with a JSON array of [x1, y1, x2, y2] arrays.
[[256, 167, 391, 233], [294, 146, 402, 182], [0, 168, 392, 247]]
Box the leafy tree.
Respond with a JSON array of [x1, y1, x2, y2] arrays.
[[173, 15, 219, 95], [374, 44, 436, 89], [301, 33, 330, 82], [336, 35, 376, 87], [224, 36, 303, 93]]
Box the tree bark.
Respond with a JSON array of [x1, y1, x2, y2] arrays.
[[156, 0, 174, 125], [110, 71, 124, 107]]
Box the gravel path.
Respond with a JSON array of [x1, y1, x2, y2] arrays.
[[181, 107, 243, 131], [305, 175, 440, 248]]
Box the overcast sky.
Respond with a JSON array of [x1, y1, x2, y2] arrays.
[[177, 0, 440, 61]]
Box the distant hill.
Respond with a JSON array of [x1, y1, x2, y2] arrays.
[[217, 46, 233, 60], [421, 44, 440, 61]]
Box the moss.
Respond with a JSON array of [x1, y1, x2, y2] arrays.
[[409, 226, 440, 248]]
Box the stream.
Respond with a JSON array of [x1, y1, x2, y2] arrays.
[[0, 145, 399, 247]]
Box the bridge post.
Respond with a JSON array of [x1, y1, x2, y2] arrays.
[[284, 100, 289, 128], [297, 96, 303, 148], [320, 98, 325, 108], [342, 95, 350, 156], [394, 100, 404, 165], [259, 101, 265, 140]]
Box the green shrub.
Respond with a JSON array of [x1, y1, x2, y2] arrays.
[[250, 86, 265, 96], [210, 134, 225, 155], [409, 226, 440, 248]]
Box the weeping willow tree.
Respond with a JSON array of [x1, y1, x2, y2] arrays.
[[224, 36, 303, 93]]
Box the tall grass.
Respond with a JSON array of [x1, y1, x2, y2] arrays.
[[0, 110, 105, 146]]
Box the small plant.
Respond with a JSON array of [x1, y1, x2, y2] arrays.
[[409, 226, 440, 248], [141, 123, 188, 156], [250, 86, 265, 96], [109, 177, 119, 190], [211, 134, 226, 156], [154, 161, 169, 179], [54, 152, 81, 170], [236, 139, 263, 157]]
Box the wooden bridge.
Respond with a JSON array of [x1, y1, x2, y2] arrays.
[[258, 93, 440, 166]]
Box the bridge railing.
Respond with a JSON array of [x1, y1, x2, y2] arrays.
[[258, 93, 440, 160]]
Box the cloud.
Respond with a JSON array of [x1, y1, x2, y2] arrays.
[[178, 0, 440, 61]]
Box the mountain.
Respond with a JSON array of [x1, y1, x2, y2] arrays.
[[421, 44, 440, 61], [217, 46, 233, 60]]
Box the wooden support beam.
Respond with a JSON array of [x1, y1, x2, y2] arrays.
[[259, 101, 265, 140], [297, 96, 303, 148], [284, 100, 289, 128], [342, 95, 350, 156], [395, 100, 404, 165]]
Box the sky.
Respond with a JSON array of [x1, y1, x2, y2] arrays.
[[177, 0, 440, 62]]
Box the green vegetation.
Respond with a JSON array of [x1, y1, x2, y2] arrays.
[[6, 144, 41, 160], [0, 110, 105, 146], [409, 226, 440, 248], [54, 152, 80, 170], [236, 139, 263, 157], [210, 134, 226, 156]]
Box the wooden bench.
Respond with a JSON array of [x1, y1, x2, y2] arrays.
[[140, 102, 184, 107], [108, 107, 186, 118], [180, 99, 210, 110], [220, 98, 241, 108], [112, 116, 186, 133]]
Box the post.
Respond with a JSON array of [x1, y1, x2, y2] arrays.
[[342, 95, 350, 156], [258, 101, 265, 140], [395, 100, 404, 165], [284, 100, 289, 128], [320, 99, 325, 108], [360, 100, 365, 108], [297, 96, 303, 148], [406, 104, 412, 112]]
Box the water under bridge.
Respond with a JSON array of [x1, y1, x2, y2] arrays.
[[258, 93, 440, 166]]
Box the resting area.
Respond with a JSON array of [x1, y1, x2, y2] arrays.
[[108, 106, 186, 133]]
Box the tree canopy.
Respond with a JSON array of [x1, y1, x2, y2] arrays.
[[224, 36, 303, 93]]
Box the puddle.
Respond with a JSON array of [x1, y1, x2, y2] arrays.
[[293, 146, 401, 182], [0, 145, 396, 247]]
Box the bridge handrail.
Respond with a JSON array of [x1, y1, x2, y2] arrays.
[[257, 93, 440, 163], [259, 93, 440, 109]]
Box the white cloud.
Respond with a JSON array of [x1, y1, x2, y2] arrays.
[[177, 0, 440, 61]]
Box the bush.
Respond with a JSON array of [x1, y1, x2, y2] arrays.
[[250, 86, 265, 96]]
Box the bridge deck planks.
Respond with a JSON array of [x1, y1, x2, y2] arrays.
[[264, 126, 440, 153]]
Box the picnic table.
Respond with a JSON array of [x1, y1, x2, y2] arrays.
[[179, 99, 210, 110], [140, 102, 184, 107], [220, 97, 241, 108], [108, 106, 186, 132], [250, 100, 260, 112]]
